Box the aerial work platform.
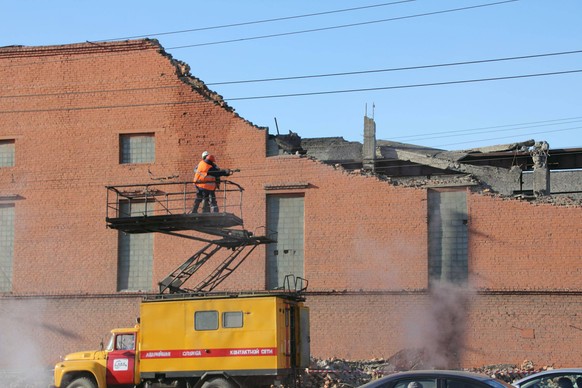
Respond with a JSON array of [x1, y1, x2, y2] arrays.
[[106, 180, 275, 293], [106, 180, 245, 233], [106, 212, 243, 235]]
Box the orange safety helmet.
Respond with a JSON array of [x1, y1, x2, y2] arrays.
[[206, 154, 216, 163]]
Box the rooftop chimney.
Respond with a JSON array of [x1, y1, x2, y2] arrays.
[[363, 115, 376, 171]]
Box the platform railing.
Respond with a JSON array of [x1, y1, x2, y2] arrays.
[[106, 180, 244, 220]]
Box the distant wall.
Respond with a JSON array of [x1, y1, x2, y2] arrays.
[[522, 170, 582, 199]]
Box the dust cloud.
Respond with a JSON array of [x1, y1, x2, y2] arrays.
[[0, 298, 53, 387], [402, 281, 473, 369]]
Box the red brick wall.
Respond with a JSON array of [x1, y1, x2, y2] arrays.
[[308, 291, 582, 368], [230, 156, 428, 292], [1, 40, 428, 295], [2, 292, 581, 371], [468, 194, 582, 290], [1, 40, 582, 371]]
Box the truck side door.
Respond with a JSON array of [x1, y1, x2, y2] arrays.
[[106, 333, 136, 385]]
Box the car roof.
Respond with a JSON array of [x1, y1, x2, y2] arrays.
[[513, 369, 582, 385], [359, 370, 513, 388], [385, 370, 496, 381]]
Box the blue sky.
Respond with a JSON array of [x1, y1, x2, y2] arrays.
[[2, 0, 582, 150]]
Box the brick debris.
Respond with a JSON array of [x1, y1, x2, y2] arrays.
[[297, 357, 553, 388]]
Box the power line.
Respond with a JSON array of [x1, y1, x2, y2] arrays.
[[434, 125, 582, 148], [392, 117, 582, 141], [3, 48, 581, 98], [224, 69, 582, 101], [99, 1, 415, 41], [3, 48, 581, 97], [13, 148, 582, 184], [167, 0, 518, 49], [0, 85, 180, 100], [1, 68, 580, 113], [0, 1, 520, 72], [206, 49, 582, 86], [402, 121, 581, 143], [158, 147, 582, 175]]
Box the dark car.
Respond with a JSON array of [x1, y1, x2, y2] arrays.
[[359, 370, 514, 388], [512, 369, 582, 388]]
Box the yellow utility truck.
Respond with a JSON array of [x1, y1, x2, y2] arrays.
[[52, 292, 310, 388]]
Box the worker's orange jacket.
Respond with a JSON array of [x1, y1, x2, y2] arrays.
[[194, 160, 217, 191]]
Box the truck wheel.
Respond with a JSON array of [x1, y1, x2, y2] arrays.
[[66, 377, 97, 388], [201, 377, 236, 388]]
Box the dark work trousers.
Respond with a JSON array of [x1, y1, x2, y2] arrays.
[[192, 187, 218, 213]]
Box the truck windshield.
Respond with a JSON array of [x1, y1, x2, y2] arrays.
[[105, 332, 115, 351]]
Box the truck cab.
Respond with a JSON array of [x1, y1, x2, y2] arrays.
[[52, 326, 139, 388]]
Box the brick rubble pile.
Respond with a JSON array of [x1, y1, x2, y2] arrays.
[[298, 357, 554, 388]]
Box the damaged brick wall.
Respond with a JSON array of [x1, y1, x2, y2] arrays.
[[1, 40, 582, 370]]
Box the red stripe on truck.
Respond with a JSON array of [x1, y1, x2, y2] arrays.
[[141, 347, 277, 359]]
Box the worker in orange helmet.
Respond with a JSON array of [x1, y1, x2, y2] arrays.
[[192, 154, 232, 213]]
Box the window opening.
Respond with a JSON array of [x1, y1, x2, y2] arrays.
[[120, 133, 155, 164], [266, 194, 305, 290], [0, 140, 15, 167], [223, 311, 243, 328], [428, 190, 468, 286], [195, 311, 219, 331], [394, 379, 437, 388], [116, 334, 135, 350], [0, 204, 15, 292], [117, 201, 153, 291]]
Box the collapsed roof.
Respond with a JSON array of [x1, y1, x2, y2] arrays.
[[268, 120, 582, 201]]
